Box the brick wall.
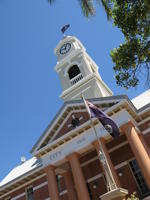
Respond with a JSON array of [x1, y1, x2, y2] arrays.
[[2, 132, 150, 200]]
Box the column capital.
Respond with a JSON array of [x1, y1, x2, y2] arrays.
[[66, 152, 79, 161], [44, 165, 56, 172], [120, 121, 141, 136], [120, 121, 135, 132], [63, 170, 71, 177], [92, 137, 105, 146], [92, 140, 99, 149], [92, 138, 107, 152]]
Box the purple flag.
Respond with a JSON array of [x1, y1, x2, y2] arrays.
[[86, 101, 120, 138], [61, 24, 70, 34]]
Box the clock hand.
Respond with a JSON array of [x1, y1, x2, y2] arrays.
[[64, 45, 67, 50], [62, 46, 66, 50]]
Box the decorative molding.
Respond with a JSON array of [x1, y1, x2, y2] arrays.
[[108, 141, 128, 153], [32, 99, 128, 156], [138, 116, 150, 126], [143, 128, 150, 135], [87, 173, 103, 183], [11, 192, 25, 200]]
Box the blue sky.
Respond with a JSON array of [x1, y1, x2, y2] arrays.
[[0, 0, 146, 181]]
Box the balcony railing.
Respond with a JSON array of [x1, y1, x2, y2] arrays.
[[70, 73, 83, 85]]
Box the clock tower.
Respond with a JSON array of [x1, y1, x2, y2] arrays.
[[54, 36, 113, 101]]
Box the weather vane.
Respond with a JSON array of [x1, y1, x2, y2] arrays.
[[61, 24, 70, 37]]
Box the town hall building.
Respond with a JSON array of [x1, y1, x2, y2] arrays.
[[0, 35, 150, 200]]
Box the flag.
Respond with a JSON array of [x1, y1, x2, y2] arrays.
[[82, 97, 120, 138], [61, 24, 70, 34]]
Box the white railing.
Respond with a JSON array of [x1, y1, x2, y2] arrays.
[[70, 73, 83, 85]]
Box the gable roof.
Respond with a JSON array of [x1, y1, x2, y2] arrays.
[[30, 95, 131, 155], [30, 91, 150, 157]]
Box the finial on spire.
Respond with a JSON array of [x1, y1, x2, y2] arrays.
[[61, 24, 70, 37]]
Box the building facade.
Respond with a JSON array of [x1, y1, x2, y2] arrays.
[[0, 36, 150, 200]]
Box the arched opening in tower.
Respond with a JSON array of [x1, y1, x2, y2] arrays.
[[68, 65, 81, 79]]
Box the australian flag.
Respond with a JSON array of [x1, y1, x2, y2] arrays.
[[84, 99, 120, 138], [61, 24, 70, 34]]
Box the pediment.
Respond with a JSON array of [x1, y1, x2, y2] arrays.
[[30, 95, 132, 156], [50, 111, 89, 142]]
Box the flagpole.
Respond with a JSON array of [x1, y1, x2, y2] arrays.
[[81, 94, 117, 191]]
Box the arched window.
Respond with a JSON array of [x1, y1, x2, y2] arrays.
[[68, 65, 81, 79]]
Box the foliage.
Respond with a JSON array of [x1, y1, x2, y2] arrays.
[[110, 0, 150, 89], [127, 192, 139, 200], [48, 0, 112, 19]]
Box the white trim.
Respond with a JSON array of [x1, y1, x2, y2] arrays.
[[70, 86, 91, 99], [60, 189, 67, 196], [60, 74, 96, 97], [138, 116, 150, 126], [38, 118, 92, 155], [115, 161, 128, 170], [87, 173, 103, 183], [11, 192, 25, 200], [108, 141, 128, 153], [81, 157, 98, 167], [143, 128, 150, 135], [60, 73, 111, 99], [33, 181, 48, 191], [86, 161, 128, 184]]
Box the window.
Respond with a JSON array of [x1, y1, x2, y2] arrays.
[[68, 65, 81, 79], [86, 182, 93, 200], [68, 65, 83, 85], [129, 159, 150, 197], [56, 175, 61, 192], [26, 187, 34, 200]]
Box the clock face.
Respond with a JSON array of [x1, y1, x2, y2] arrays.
[[60, 43, 71, 55]]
